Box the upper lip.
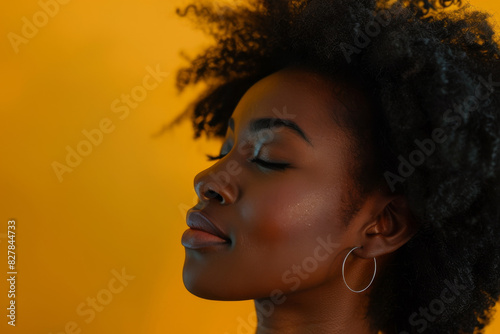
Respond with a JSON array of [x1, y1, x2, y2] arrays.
[[186, 209, 230, 240]]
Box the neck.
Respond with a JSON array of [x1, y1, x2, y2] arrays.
[[253, 278, 378, 334]]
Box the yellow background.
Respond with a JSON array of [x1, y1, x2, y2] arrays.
[[0, 0, 499, 333]]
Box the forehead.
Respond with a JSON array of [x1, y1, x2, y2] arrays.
[[231, 68, 358, 145]]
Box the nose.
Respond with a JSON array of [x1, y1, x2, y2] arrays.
[[193, 161, 239, 205]]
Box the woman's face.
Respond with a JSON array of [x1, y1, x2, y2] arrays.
[[181, 68, 371, 300]]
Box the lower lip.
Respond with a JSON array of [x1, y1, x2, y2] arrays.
[[181, 229, 230, 249]]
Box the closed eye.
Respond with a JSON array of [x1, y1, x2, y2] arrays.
[[206, 153, 290, 171], [249, 157, 290, 171]]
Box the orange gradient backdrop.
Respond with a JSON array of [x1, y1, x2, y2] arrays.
[[0, 0, 499, 333]]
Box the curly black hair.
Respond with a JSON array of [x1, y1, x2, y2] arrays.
[[171, 0, 500, 333]]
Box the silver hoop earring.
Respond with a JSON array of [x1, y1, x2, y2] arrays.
[[342, 246, 377, 293]]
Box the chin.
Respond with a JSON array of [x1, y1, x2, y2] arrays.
[[182, 264, 264, 301], [182, 259, 233, 301]]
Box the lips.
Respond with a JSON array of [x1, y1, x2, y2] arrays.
[[181, 210, 231, 249]]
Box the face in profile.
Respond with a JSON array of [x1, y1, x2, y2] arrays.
[[181, 68, 379, 301]]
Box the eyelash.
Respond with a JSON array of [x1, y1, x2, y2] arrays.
[[206, 153, 291, 171]]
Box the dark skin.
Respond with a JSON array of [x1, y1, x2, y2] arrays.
[[182, 68, 419, 334]]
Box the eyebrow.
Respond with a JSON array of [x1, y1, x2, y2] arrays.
[[228, 117, 312, 145]]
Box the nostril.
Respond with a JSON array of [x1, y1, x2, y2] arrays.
[[205, 189, 224, 203]]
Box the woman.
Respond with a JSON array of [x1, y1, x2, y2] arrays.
[[173, 0, 500, 333]]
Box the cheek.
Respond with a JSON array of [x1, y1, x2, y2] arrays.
[[227, 179, 349, 296], [239, 177, 346, 250]]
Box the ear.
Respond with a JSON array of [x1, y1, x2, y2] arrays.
[[358, 195, 419, 259]]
